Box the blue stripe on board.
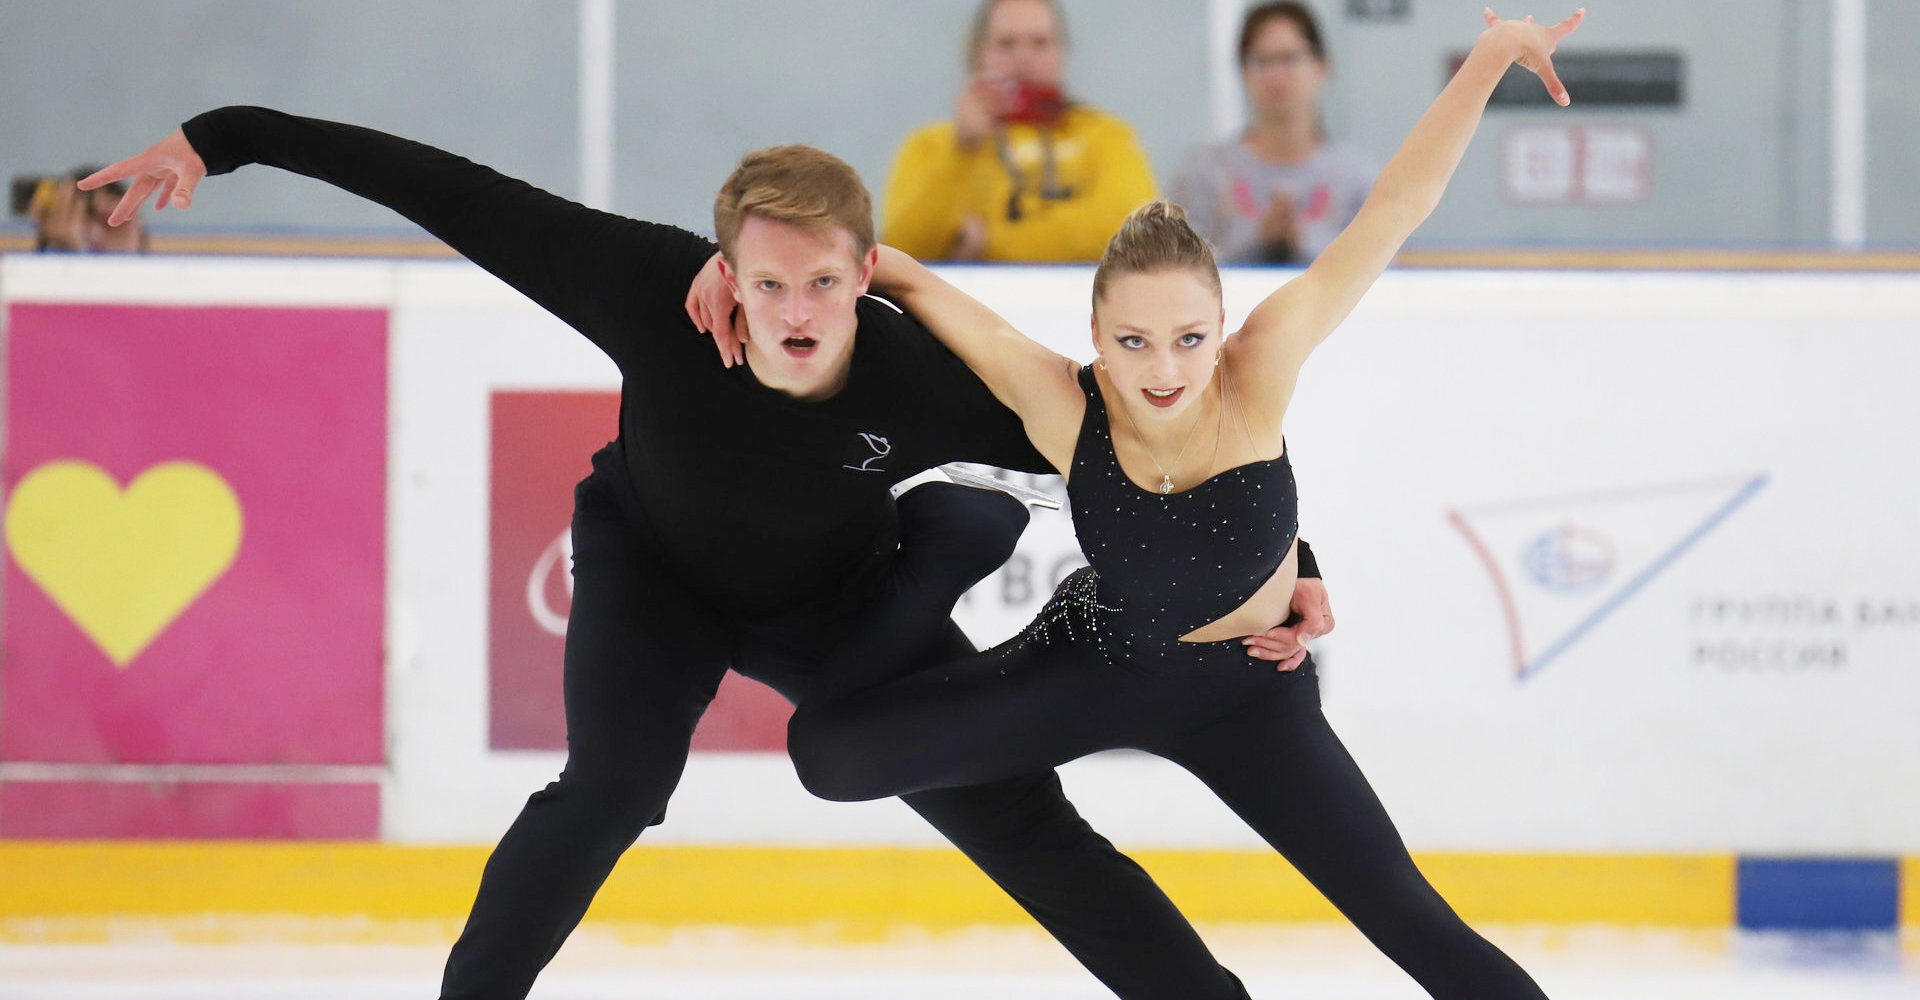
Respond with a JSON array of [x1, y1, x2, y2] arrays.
[[1736, 857, 1899, 931]]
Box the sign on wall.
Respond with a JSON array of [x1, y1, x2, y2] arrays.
[[1501, 125, 1653, 204], [1473, 51, 1685, 107]]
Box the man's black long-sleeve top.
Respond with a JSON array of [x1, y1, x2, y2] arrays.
[[182, 106, 1051, 618]]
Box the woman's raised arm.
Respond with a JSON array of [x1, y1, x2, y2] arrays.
[[1233, 9, 1584, 383]]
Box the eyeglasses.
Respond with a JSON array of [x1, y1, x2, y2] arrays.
[[1246, 50, 1316, 71]]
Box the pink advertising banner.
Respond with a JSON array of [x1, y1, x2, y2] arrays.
[[1, 304, 388, 771], [488, 391, 790, 752], [0, 781, 380, 839]]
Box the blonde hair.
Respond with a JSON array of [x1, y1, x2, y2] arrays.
[[965, 0, 1068, 72], [1091, 201, 1222, 309], [713, 145, 875, 262]]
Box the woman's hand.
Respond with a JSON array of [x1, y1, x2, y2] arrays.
[[78, 128, 207, 227], [1479, 8, 1586, 107], [683, 251, 748, 368]]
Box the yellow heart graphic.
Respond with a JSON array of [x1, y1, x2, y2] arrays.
[[5, 460, 243, 668]]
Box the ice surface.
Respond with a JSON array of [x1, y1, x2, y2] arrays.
[[2, 921, 1915, 999]]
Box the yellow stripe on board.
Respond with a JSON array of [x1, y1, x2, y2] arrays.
[[1904, 857, 1919, 930], [1412, 853, 1734, 926], [0, 843, 1756, 932], [0, 843, 491, 920], [1138, 851, 1735, 927]]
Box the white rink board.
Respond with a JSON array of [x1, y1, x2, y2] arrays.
[[5, 257, 1916, 853]]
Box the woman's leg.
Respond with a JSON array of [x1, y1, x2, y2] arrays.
[[792, 481, 1139, 801], [752, 598, 1250, 999], [895, 626, 1250, 1000], [811, 480, 1032, 702], [766, 482, 1253, 999], [1163, 663, 1549, 1000], [789, 632, 1134, 801]]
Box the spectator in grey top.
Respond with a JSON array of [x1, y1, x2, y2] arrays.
[[1170, 2, 1375, 264]]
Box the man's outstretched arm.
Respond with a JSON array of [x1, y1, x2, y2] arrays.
[[86, 107, 712, 368]]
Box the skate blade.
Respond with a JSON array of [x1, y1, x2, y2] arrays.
[[937, 465, 1064, 510]]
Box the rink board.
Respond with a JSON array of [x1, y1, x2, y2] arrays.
[[3, 843, 1915, 935], [1, 256, 1916, 929]]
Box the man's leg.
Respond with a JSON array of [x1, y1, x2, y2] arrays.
[[440, 484, 732, 1000]]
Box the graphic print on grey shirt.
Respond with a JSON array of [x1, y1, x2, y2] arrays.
[[1168, 139, 1377, 265]]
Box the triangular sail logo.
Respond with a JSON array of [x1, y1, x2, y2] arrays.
[[1448, 474, 1769, 681]]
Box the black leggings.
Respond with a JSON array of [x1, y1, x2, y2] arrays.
[[787, 498, 1549, 1000], [438, 463, 1251, 1000]]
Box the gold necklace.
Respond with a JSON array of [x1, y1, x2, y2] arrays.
[[1111, 370, 1220, 495]]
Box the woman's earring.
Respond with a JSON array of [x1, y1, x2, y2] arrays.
[[1095, 356, 1107, 371], [1214, 352, 1222, 367]]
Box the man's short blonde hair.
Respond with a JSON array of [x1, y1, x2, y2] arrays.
[[713, 145, 875, 262]]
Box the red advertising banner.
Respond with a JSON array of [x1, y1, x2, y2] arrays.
[[488, 391, 790, 751], [1, 304, 387, 777]]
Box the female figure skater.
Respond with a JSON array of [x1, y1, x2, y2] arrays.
[[772, 10, 1582, 999]]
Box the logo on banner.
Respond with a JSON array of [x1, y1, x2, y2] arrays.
[[5, 460, 243, 667], [1448, 474, 1768, 681], [527, 528, 574, 637], [1518, 524, 1615, 595]]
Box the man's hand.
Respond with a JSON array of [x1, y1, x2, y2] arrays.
[[1243, 576, 1334, 671], [79, 128, 206, 226]]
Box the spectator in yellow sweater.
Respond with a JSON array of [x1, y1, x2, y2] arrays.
[[882, 0, 1157, 262]]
